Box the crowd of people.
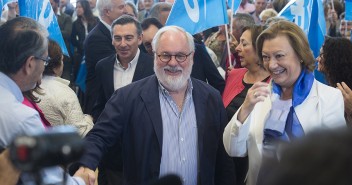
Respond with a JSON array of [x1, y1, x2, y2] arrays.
[[1, 0, 352, 185]]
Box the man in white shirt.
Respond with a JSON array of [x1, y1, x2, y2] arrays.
[[91, 14, 154, 185], [0, 17, 91, 185]]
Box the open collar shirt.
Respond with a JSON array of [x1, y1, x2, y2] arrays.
[[158, 79, 198, 185]]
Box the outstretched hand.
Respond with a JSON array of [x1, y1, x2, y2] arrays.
[[0, 149, 20, 185], [74, 166, 96, 185]]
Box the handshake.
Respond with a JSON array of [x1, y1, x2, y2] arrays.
[[2, 126, 96, 185]]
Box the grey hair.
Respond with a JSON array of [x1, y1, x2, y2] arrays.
[[148, 2, 172, 21], [151, 25, 194, 53], [96, 0, 114, 17], [0, 17, 48, 75], [233, 13, 255, 31], [126, 1, 138, 17]]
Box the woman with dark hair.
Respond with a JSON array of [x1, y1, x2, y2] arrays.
[[223, 21, 346, 185], [317, 37, 352, 123], [222, 24, 270, 185], [70, 0, 99, 81], [35, 40, 93, 136]]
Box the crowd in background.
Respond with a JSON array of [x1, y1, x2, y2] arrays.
[[1, 0, 352, 185]]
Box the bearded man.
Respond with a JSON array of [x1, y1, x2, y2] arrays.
[[71, 26, 235, 185]]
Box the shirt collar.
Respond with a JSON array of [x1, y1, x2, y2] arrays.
[[101, 20, 111, 31], [0, 72, 24, 102]]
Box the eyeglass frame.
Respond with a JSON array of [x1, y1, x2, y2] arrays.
[[155, 52, 193, 63], [34, 56, 51, 66]]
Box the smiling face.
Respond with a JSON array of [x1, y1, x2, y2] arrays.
[[154, 29, 193, 92], [235, 30, 258, 68], [262, 35, 302, 90], [112, 23, 142, 64]]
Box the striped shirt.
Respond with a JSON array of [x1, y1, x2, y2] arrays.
[[158, 79, 198, 185]]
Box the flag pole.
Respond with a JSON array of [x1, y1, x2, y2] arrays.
[[225, 25, 233, 68], [230, 0, 235, 35], [226, 0, 236, 68]]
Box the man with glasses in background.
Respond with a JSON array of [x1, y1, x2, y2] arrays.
[[71, 26, 235, 185], [0, 17, 91, 185]]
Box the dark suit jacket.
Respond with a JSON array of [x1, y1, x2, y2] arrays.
[[188, 43, 225, 94], [83, 21, 115, 114], [92, 52, 154, 121], [78, 75, 235, 185], [57, 12, 72, 54]]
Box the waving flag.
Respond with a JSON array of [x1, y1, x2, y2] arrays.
[[346, 0, 352, 20], [227, 0, 241, 14], [18, 0, 69, 56], [0, 1, 2, 17], [166, 0, 229, 35], [278, 0, 327, 83]]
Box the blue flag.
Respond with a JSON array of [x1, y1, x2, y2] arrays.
[[0, 1, 3, 16], [75, 56, 86, 92], [18, 0, 69, 56], [165, 0, 229, 35], [227, 0, 241, 14], [346, 0, 352, 20], [278, 0, 327, 83]]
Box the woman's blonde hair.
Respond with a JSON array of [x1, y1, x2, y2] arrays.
[[256, 20, 316, 72]]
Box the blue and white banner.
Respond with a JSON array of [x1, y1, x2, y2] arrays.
[[227, 0, 241, 14], [345, 0, 352, 20], [278, 0, 327, 83], [18, 0, 69, 56], [166, 0, 229, 35], [1, 1, 2, 16]]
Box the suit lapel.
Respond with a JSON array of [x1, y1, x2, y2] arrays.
[[295, 80, 320, 131], [105, 55, 116, 95], [140, 76, 163, 150], [132, 52, 147, 82], [192, 79, 207, 157], [99, 21, 112, 43]]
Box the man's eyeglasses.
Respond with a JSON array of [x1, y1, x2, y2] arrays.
[[156, 52, 193, 63], [34, 56, 51, 66]]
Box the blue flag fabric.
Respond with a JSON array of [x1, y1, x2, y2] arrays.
[[0, 1, 3, 16], [227, 0, 241, 14], [278, 0, 327, 83], [75, 56, 86, 92], [165, 0, 229, 35], [346, 0, 352, 20], [18, 0, 69, 56]]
